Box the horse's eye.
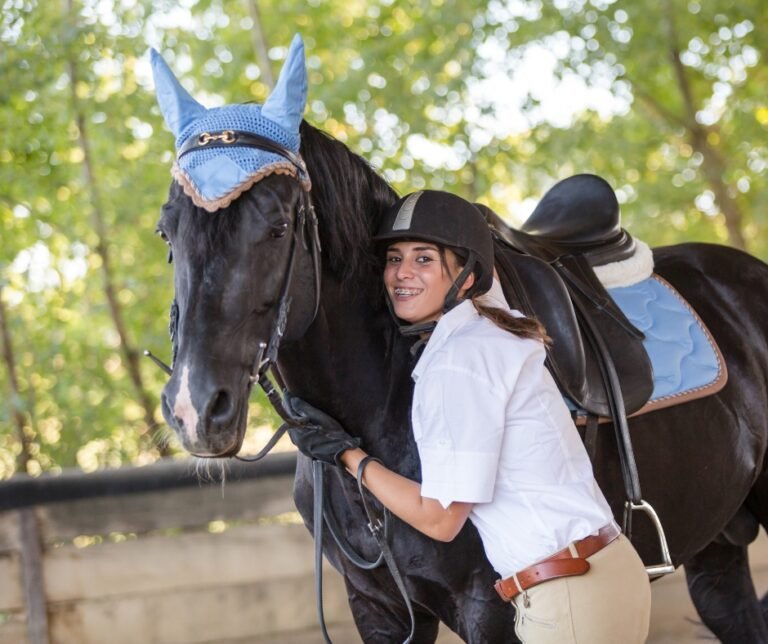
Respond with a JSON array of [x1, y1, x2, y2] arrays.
[[156, 228, 173, 262], [271, 222, 289, 239]]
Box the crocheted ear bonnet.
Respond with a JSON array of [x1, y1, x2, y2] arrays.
[[150, 34, 310, 212]]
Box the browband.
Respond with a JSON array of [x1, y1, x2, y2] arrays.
[[177, 129, 309, 181]]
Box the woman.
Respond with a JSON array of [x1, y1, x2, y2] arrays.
[[289, 190, 651, 643]]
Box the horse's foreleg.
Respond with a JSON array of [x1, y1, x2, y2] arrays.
[[341, 568, 440, 644], [684, 540, 768, 644]]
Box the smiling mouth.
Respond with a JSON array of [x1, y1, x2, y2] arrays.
[[394, 288, 423, 297]]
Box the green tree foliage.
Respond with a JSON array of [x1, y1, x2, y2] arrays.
[[1, 0, 765, 476], [1, 0, 177, 474], [502, 0, 768, 251]]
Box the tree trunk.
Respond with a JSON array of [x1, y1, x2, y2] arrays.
[[0, 291, 34, 473], [246, 0, 275, 89], [65, 0, 171, 457], [663, 1, 748, 251]]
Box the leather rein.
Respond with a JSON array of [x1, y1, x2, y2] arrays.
[[146, 131, 415, 644]]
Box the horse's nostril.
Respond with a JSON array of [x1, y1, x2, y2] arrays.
[[209, 389, 234, 424]]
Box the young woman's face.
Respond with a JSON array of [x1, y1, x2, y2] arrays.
[[383, 241, 471, 326]]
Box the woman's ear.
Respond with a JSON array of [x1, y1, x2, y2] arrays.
[[459, 271, 476, 297]]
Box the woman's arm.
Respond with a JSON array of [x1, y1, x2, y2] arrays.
[[284, 393, 473, 542], [340, 447, 473, 542]]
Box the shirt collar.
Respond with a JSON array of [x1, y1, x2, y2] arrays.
[[412, 300, 478, 381]]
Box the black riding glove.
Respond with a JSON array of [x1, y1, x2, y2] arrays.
[[284, 393, 361, 467]]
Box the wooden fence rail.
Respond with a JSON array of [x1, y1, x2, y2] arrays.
[[0, 453, 350, 644], [3, 453, 768, 643]]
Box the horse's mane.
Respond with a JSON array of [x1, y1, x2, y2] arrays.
[[299, 121, 398, 283]]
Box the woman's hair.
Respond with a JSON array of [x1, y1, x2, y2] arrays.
[[472, 297, 552, 345], [444, 246, 552, 346]]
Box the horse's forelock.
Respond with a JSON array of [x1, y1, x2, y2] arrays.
[[168, 181, 290, 259], [166, 186, 239, 258]]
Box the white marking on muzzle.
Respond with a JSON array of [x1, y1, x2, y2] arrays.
[[174, 365, 200, 445]]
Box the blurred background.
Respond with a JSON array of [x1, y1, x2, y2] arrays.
[[2, 2, 767, 642], [1, 0, 766, 477]]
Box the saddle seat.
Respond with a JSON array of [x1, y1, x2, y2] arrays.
[[481, 174, 654, 419], [499, 174, 637, 268]]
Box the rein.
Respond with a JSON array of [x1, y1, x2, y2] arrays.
[[147, 131, 414, 644]]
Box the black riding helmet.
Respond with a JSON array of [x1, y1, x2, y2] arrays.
[[374, 190, 495, 335]]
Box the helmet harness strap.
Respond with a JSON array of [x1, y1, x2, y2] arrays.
[[442, 252, 478, 313]]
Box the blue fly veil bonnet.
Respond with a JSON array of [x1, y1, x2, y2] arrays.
[[150, 34, 310, 212]]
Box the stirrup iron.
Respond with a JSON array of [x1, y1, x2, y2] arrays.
[[624, 500, 675, 577]]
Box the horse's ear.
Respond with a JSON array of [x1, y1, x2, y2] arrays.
[[150, 48, 207, 138], [261, 34, 307, 135]]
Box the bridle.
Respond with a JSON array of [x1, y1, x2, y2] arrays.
[[146, 130, 323, 455], [146, 130, 415, 644], [183, 132, 321, 374]]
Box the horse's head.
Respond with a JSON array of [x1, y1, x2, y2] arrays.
[[151, 36, 320, 456]]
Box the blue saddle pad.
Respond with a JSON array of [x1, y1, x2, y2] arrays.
[[607, 275, 726, 409], [565, 275, 727, 418]]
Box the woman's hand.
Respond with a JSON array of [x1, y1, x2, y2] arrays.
[[284, 393, 361, 466], [285, 393, 473, 542]]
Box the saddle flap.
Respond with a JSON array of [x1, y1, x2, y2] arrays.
[[493, 241, 588, 407], [557, 254, 654, 417], [493, 238, 654, 418]]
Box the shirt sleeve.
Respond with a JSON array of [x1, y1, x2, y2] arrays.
[[412, 364, 507, 509]]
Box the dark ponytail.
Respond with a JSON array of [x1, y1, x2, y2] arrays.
[[436, 244, 551, 344]]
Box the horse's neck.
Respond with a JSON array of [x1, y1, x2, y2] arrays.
[[278, 273, 417, 452]]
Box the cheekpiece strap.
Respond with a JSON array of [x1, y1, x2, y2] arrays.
[[177, 129, 309, 182]]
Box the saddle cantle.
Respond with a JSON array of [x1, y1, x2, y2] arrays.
[[513, 173, 636, 267], [482, 174, 654, 419]]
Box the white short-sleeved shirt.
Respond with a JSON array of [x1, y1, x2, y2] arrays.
[[411, 296, 615, 577]]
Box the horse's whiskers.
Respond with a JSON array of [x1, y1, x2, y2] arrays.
[[150, 425, 176, 450], [190, 455, 229, 491]]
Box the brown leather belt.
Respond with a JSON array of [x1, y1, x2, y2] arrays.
[[494, 523, 621, 602]]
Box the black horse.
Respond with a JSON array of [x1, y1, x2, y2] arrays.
[[155, 118, 768, 643], [148, 32, 768, 644]]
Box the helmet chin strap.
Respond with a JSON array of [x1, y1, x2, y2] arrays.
[[388, 255, 479, 340], [384, 297, 437, 338], [441, 257, 477, 314]]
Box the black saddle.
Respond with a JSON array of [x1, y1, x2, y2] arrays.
[[481, 174, 653, 419], [510, 173, 636, 266]]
